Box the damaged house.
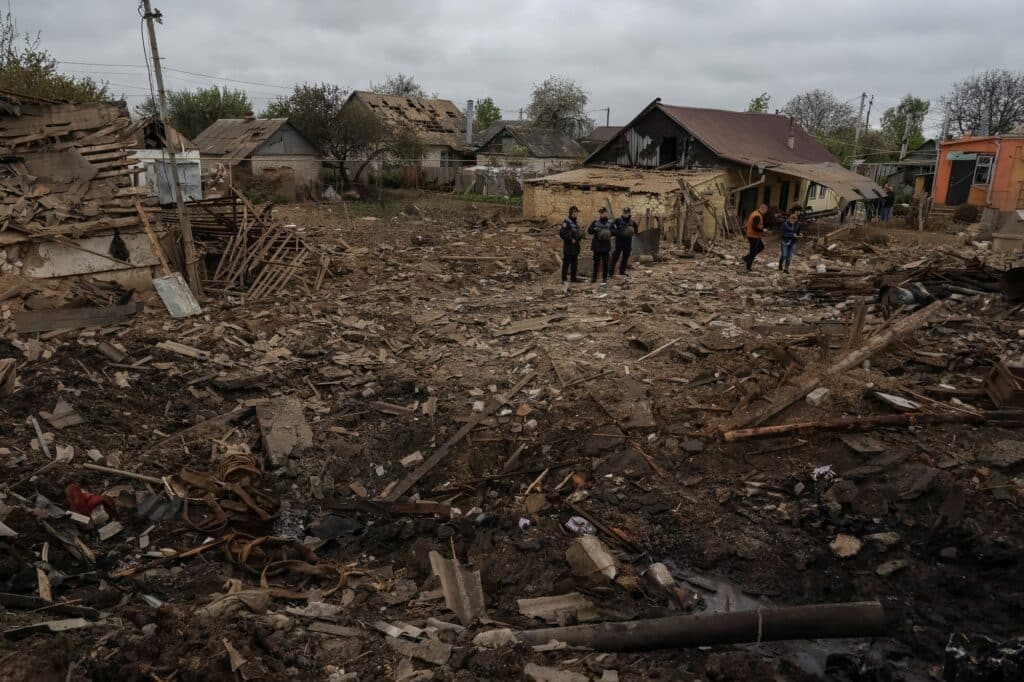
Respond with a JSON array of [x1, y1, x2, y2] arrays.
[[193, 117, 322, 202], [474, 121, 584, 173], [342, 91, 472, 172], [0, 90, 164, 290], [585, 98, 881, 218]]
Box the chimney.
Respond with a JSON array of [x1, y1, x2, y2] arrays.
[[786, 117, 795, 150], [466, 99, 474, 146]]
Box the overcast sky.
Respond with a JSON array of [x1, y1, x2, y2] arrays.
[[13, 0, 1023, 137]]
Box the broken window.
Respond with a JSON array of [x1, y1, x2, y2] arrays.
[[973, 155, 993, 185]]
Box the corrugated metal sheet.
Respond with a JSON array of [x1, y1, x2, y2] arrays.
[[617, 127, 659, 167]]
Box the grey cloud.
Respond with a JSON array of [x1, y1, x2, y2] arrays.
[[12, 0, 1023, 131]]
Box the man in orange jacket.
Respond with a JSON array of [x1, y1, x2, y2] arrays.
[[743, 204, 768, 271]]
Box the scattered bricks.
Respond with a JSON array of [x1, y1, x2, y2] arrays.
[[565, 535, 618, 583], [806, 387, 831, 407]]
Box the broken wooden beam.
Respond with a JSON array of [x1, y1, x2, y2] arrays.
[[13, 302, 143, 334], [716, 301, 945, 433], [722, 409, 1024, 442], [384, 372, 535, 502], [515, 601, 886, 651]]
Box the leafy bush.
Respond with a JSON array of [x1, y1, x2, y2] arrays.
[[953, 204, 981, 223], [244, 176, 286, 205]]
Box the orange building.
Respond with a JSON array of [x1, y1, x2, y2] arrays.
[[934, 135, 1024, 219]]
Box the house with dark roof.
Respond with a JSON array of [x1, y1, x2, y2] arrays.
[[474, 122, 584, 173], [192, 117, 322, 200], [579, 126, 622, 153], [586, 99, 881, 217], [342, 91, 471, 168]]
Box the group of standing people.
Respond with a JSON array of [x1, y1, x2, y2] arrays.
[[557, 200, 808, 289], [559, 206, 638, 293]]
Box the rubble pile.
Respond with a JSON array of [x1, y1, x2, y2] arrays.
[[2, 193, 1023, 680]]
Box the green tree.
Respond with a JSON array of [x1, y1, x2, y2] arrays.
[[265, 83, 425, 187], [370, 73, 427, 98], [880, 95, 930, 158], [527, 75, 593, 138], [747, 92, 771, 113], [0, 11, 108, 102], [942, 69, 1024, 136], [136, 86, 252, 140], [474, 97, 502, 130]]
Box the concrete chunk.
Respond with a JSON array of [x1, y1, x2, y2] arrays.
[[565, 535, 617, 582], [517, 592, 597, 624], [386, 636, 451, 666], [256, 397, 313, 468], [806, 387, 831, 407]]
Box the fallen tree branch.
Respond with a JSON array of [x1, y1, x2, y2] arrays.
[[516, 601, 886, 651], [722, 410, 1024, 442]]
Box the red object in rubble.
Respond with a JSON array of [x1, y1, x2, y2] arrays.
[[64, 483, 116, 517]]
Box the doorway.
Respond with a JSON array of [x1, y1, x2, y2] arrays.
[[778, 181, 790, 211], [738, 186, 759, 220], [946, 160, 975, 205]]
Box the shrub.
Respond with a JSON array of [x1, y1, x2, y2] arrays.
[[953, 204, 981, 223]]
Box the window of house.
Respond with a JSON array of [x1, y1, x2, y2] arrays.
[[974, 155, 993, 185]]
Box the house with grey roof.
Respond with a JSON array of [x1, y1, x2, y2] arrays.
[[192, 117, 322, 200], [474, 122, 584, 173]]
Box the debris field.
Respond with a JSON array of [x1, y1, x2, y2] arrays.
[[2, 193, 1024, 681]]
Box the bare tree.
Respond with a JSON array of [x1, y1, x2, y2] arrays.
[[781, 89, 858, 137], [370, 73, 427, 98], [942, 69, 1024, 136], [527, 76, 594, 138]]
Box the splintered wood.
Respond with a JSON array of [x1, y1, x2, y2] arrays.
[[165, 188, 330, 300], [0, 94, 155, 239]]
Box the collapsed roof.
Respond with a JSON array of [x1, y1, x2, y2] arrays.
[[192, 118, 292, 162], [347, 91, 467, 150]]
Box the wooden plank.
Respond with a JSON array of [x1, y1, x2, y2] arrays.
[[384, 372, 536, 502], [715, 301, 945, 433], [13, 302, 143, 334]]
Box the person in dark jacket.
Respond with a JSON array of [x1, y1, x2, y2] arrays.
[[610, 207, 638, 277], [880, 183, 895, 221], [778, 211, 802, 273], [588, 207, 614, 284], [559, 206, 584, 293]]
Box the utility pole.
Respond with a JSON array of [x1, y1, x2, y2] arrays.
[[899, 111, 912, 160], [852, 92, 867, 162], [142, 0, 203, 297], [864, 94, 874, 130], [518, 108, 524, 121], [604, 107, 610, 127], [936, 101, 951, 175]]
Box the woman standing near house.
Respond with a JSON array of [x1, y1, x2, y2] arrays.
[[778, 210, 802, 273]]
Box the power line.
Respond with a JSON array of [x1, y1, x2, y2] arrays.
[[57, 59, 292, 90]]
